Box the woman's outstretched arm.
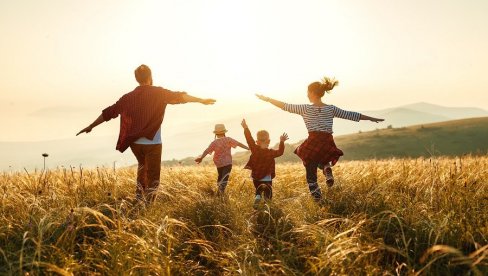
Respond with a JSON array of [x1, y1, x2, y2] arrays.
[[256, 94, 285, 109], [360, 114, 384, 123]]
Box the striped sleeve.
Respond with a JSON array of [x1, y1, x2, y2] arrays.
[[332, 106, 361, 122], [283, 104, 307, 115]]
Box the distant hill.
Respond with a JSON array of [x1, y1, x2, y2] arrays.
[[331, 116, 488, 160], [361, 102, 488, 130], [401, 102, 488, 119], [170, 117, 488, 166]]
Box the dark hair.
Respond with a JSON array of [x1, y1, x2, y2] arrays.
[[308, 77, 339, 97], [134, 64, 152, 84]]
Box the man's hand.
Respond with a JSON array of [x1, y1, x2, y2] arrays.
[[280, 132, 289, 142], [77, 114, 104, 136], [241, 119, 248, 129], [76, 126, 93, 136], [195, 157, 203, 164], [255, 94, 269, 102], [200, 98, 216, 105], [371, 118, 384, 123]]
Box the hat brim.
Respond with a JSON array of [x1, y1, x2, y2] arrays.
[[213, 130, 228, 134]]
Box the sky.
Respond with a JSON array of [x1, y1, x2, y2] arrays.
[[1, 0, 488, 143]]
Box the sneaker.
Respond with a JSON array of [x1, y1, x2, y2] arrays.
[[253, 195, 262, 209], [308, 183, 322, 201], [324, 167, 334, 187]]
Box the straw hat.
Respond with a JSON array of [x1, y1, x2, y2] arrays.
[[213, 124, 228, 134]]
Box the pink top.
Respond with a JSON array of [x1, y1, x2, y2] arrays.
[[206, 137, 239, 168]]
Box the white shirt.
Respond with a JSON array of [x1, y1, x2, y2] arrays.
[[134, 127, 162, 144], [259, 175, 272, 181]]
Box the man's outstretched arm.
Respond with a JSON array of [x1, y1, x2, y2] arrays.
[[76, 114, 104, 136], [181, 93, 216, 105]]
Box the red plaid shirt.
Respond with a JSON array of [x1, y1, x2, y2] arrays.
[[243, 128, 284, 180], [294, 131, 343, 166], [102, 85, 186, 152]]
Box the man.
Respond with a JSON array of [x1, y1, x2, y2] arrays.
[[77, 64, 215, 202]]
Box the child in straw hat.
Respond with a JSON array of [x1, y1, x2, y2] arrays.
[[195, 124, 249, 194]]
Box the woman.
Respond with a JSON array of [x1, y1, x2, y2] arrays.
[[256, 77, 384, 201]]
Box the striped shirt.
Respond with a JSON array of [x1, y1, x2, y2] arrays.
[[283, 104, 361, 133]]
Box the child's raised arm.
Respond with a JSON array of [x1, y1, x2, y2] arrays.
[[272, 132, 288, 158], [241, 119, 257, 152]]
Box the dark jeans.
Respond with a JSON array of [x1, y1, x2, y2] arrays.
[[130, 143, 162, 202], [253, 180, 273, 200], [305, 162, 325, 200], [217, 165, 232, 192]]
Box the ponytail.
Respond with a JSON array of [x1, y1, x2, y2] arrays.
[[308, 76, 339, 98], [321, 77, 339, 93]]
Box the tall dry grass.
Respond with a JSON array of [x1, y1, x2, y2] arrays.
[[0, 156, 487, 275]]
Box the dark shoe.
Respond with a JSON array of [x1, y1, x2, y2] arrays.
[[308, 182, 323, 201], [312, 193, 322, 202], [324, 167, 334, 187]]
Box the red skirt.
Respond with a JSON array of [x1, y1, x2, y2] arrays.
[[294, 132, 343, 166]]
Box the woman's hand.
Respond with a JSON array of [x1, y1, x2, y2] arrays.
[[370, 117, 384, 123], [256, 94, 285, 109], [194, 157, 203, 164], [360, 114, 385, 123], [255, 94, 269, 102]]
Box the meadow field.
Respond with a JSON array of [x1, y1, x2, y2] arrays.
[[0, 156, 487, 275]]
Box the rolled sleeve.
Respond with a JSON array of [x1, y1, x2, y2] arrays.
[[162, 89, 187, 104], [102, 103, 120, 121]]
